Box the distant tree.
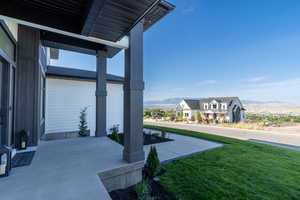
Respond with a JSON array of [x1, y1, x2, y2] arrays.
[[196, 111, 202, 123], [144, 109, 152, 118]]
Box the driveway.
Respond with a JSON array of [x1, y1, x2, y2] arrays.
[[145, 121, 300, 147]]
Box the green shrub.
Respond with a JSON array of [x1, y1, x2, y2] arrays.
[[109, 125, 120, 143], [78, 107, 89, 137], [110, 131, 120, 143], [145, 146, 160, 179], [135, 181, 151, 200]]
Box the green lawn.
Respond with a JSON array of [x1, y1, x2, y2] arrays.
[[144, 125, 300, 200]]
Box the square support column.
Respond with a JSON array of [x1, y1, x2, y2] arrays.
[[123, 22, 145, 163], [95, 50, 107, 137]]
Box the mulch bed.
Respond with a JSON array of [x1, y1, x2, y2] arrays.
[[109, 178, 176, 200], [109, 133, 173, 146]]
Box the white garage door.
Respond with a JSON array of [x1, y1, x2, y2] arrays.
[[45, 78, 123, 136]]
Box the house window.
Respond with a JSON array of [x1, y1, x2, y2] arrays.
[[204, 103, 209, 110], [211, 103, 218, 109], [0, 24, 15, 61], [184, 113, 189, 117], [221, 103, 227, 110]]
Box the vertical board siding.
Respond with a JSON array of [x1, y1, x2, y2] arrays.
[[16, 25, 41, 146], [45, 78, 123, 136]]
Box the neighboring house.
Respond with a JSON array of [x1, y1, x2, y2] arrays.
[[176, 97, 246, 123], [44, 66, 124, 140]]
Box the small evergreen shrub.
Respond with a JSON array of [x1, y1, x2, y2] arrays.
[[145, 146, 160, 179], [135, 181, 151, 200], [78, 107, 89, 137], [135, 181, 157, 200], [110, 125, 120, 143]]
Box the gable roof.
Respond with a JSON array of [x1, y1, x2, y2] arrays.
[[183, 99, 200, 110], [183, 97, 242, 110], [199, 97, 240, 104], [46, 65, 124, 83]]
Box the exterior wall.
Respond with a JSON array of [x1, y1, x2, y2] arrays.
[[183, 110, 195, 119], [45, 77, 123, 136], [179, 100, 189, 110], [179, 100, 194, 119], [0, 22, 16, 147], [15, 25, 43, 146], [229, 100, 245, 123]]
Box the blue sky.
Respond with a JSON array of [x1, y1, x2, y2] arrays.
[[51, 0, 300, 103]]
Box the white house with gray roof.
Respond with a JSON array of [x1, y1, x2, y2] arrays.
[[176, 97, 245, 123]]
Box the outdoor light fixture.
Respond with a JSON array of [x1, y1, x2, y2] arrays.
[[0, 146, 12, 177], [18, 130, 28, 150]]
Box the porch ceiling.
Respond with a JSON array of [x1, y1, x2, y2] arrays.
[[0, 0, 175, 43]]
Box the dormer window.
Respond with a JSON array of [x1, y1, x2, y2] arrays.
[[210, 100, 219, 110], [212, 104, 217, 109], [210, 103, 218, 109]]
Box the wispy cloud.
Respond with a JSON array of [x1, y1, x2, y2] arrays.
[[172, 87, 185, 91], [247, 76, 266, 82], [239, 78, 300, 103], [181, 6, 195, 14], [248, 78, 300, 88], [196, 80, 217, 86]]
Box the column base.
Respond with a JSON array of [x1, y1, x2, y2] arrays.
[[95, 131, 107, 137], [123, 149, 145, 163], [98, 161, 144, 192]]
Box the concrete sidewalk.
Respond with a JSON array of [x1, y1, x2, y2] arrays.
[[249, 139, 300, 151], [144, 129, 224, 163], [145, 121, 300, 147]]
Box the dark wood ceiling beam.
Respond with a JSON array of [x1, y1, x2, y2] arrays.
[[40, 31, 105, 52], [0, 1, 81, 33], [40, 30, 121, 58], [81, 0, 107, 36]]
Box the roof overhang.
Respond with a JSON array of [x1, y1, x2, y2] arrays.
[[46, 65, 124, 83], [0, 0, 175, 56]]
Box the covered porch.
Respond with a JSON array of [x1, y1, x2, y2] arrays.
[[0, 0, 175, 197]]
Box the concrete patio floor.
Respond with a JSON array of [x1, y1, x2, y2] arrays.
[[0, 135, 223, 200]]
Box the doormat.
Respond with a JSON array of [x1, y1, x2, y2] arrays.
[[12, 151, 35, 168]]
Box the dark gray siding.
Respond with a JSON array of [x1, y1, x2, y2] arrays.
[[15, 25, 43, 146]]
